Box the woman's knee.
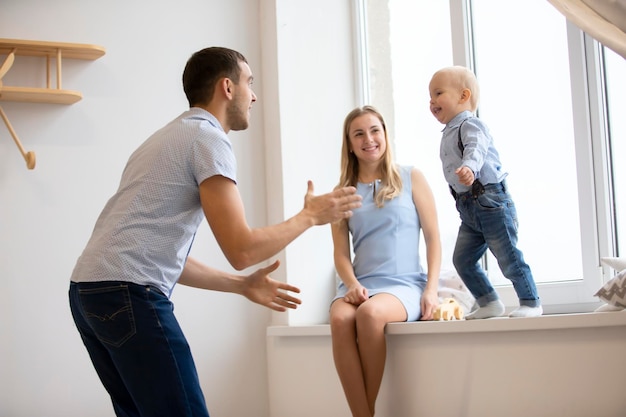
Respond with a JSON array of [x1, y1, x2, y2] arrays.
[[330, 301, 357, 329], [354, 301, 390, 329]]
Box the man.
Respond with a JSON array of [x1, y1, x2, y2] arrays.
[[69, 47, 361, 417]]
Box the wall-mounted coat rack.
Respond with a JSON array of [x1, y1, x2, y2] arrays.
[[0, 38, 105, 169]]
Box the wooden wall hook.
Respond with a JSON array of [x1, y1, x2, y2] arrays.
[[0, 106, 36, 169]]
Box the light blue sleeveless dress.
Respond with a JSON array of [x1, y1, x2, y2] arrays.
[[332, 165, 427, 321]]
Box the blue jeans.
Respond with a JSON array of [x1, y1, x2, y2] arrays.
[[452, 181, 540, 307], [69, 281, 210, 417]]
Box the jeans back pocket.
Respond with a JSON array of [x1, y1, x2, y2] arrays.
[[78, 284, 137, 347]]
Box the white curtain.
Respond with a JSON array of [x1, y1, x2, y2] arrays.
[[547, 0, 626, 59]]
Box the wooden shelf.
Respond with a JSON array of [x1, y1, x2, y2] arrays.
[[0, 38, 105, 105], [0, 38, 105, 60], [0, 86, 81, 104], [0, 38, 105, 169]]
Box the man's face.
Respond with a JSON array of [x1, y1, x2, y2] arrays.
[[227, 61, 257, 131]]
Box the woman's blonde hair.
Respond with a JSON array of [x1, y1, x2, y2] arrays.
[[338, 105, 402, 207]]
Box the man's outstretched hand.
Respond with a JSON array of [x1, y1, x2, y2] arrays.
[[243, 260, 302, 312], [303, 181, 362, 225]]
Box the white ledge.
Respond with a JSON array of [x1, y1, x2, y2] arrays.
[[266, 311, 626, 337]]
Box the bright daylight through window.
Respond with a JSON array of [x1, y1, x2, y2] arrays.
[[358, 0, 624, 313]]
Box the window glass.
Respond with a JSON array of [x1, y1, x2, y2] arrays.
[[470, 0, 583, 284]]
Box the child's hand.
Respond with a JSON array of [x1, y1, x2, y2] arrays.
[[455, 166, 474, 186]]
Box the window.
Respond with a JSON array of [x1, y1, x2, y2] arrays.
[[358, 0, 622, 313]]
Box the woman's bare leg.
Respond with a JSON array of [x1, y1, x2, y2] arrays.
[[355, 294, 407, 415], [330, 300, 372, 417], [330, 295, 407, 416]]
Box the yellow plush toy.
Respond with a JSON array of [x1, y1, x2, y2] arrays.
[[433, 298, 464, 321]]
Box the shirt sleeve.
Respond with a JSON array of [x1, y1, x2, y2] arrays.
[[459, 117, 490, 177], [191, 129, 238, 185]]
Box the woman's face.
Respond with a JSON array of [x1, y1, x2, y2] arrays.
[[348, 113, 387, 165]]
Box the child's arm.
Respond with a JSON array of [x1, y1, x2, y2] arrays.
[[456, 118, 490, 185]]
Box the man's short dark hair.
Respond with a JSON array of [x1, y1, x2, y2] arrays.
[[182, 47, 247, 107]]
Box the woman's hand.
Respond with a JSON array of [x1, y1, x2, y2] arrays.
[[419, 288, 440, 320], [343, 283, 369, 305]]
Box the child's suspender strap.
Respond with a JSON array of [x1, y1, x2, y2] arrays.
[[457, 118, 468, 154]]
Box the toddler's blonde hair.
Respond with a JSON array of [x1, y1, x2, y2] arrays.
[[435, 66, 480, 112]]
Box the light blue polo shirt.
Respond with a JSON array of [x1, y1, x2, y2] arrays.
[[439, 110, 507, 194], [70, 108, 237, 296]]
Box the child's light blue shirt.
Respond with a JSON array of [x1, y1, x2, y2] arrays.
[[439, 110, 508, 194]]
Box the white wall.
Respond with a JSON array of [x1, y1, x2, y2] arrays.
[[0, 1, 277, 416]]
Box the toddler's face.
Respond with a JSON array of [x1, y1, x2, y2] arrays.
[[429, 72, 463, 125]]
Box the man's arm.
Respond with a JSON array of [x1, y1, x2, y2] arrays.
[[178, 256, 301, 312], [199, 175, 361, 270]]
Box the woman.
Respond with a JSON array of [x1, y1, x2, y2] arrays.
[[330, 105, 441, 417]]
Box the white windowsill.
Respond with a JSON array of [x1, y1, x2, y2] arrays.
[[266, 311, 626, 337]]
